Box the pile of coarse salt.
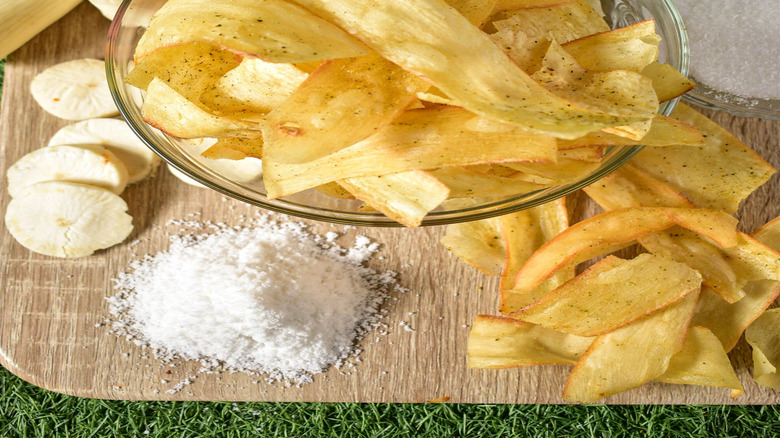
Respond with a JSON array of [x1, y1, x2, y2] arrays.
[[108, 214, 400, 385], [675, 0, 780, 100]]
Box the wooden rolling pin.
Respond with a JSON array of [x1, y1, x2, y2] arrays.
[[0, 0, 83, 59]]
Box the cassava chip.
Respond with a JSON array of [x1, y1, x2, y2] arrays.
[[745, 309, 780, 390], [431, 167, 547, 199], [289, 0, 655, 139], [490, 0, 609, 43], [557, 114, 704, 150], [562, 20, 660, 73], [142, 78, 263, 139], [515, 254, 702, 336], [499, 199, 573, 314], [642, 62, 696, 102], [631, 103, 776, 213], [656, 326, 744, 398], [583, 164, 694, 210], [338, 171, 450, 228], [125, 43, 241, 102], [200, 58, 308, 115], [467, 315, 593, 369], [262, 53, 429, 165], [441, 215, 505, 276], [562, 290, 699, 402], [511, 207, 738, 293], [262, 107, 557, 198], [135, 0, 368, 63]]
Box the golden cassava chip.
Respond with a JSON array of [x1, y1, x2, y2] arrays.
[[642, 62, 696, 102], [531, 41, 658, 140], [263, 107, 557, 198], [262, 53, 429, 165], [499, 199, 573, 314], [557, 114, 704, 150], [639, 229, 744, 303], [492, 0, 573, 12], [431, 167, 547, 199], [584, 166, 772, 304], [503, 157, 601, 184], [201, 140, 250, 160], [515, 254, 702, 336], [289, 0, 654, 139], [562, 290, 699, 402], [142, 78, 263, 139], [693, 282, 780, 352], [200, 58, 308, 115], [135, 0, 368, 63], [467, 315, 593, 369], [441, 214, 505, 276], [631, 103, 776, 213], [753, 215, 780, 251], [444, 0, 498, 26], [691, 225, 780, 351], [200, 138, 263, 160], [562, 20, 660, 73], [125, 43, 241, 103], [338, 170, 450, 228], [511, 207, 738, 293], [490, 0, 609, 43], [745, 309, 780, 391], [656, 326, 744, 398], [583, 164, 694, 210]]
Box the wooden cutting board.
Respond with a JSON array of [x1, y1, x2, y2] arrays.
[[1, 3, 779, 404]]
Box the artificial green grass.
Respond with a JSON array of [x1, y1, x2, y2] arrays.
[[2, 366, 779, 438]]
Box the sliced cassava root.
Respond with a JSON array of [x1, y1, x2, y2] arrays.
[[30, 58, 118, 121], [48, 118, 161, 184], [5, 181, 133, 258], [6, 144, 129, 198]]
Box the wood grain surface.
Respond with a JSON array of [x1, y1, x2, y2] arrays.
[[1, 3, 778, 404]]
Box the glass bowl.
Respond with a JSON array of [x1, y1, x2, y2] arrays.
[[107, 0, 689, 227]]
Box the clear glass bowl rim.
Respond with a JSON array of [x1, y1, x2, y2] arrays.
[[106, 0, 690, 227]]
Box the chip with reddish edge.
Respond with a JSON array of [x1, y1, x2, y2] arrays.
[[514, 254, 702, 336], [511, 207, 738, 293]]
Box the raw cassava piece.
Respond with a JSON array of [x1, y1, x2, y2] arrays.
[[109, 215, 400, 384]]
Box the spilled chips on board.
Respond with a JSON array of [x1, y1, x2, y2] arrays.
[[455, 101, 778, 402]]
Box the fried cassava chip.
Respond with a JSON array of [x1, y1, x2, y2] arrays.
[[263, 107, 557, 198], [135, 0, 368, 63], [467, 315, 593, 368], [515, 254, 702, 336], [631, 103, 776, 213], [289, 0, 654, 139], [562, 290, 699, 402], [745, 309, 780, 391]]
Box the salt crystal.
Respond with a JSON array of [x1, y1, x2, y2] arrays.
[[676, 1, 780, 99], [109, 216, 400, 385]]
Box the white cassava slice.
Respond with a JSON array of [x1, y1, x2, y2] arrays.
[[48, 118, 161, 184], [88, 0, 122, 20], [6, 144, 129, 197], [30, 58, 118, 120], [5, 181, 133, 258]]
